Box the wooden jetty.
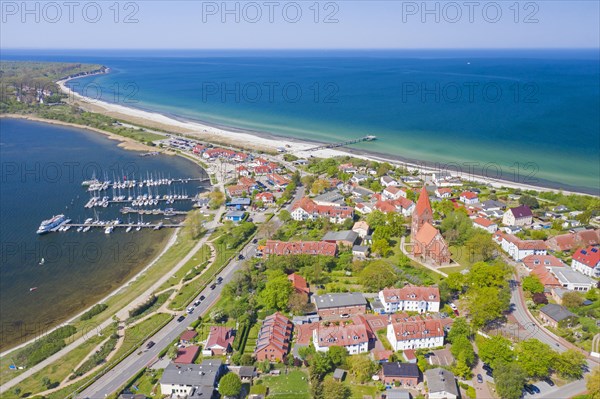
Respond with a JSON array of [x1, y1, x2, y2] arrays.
[[305, 135, 376, 152]]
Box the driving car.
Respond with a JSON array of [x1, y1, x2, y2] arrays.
[[477, 374, 483, 384], [177, 315, 185, 322], [145, 341, 155, 349]]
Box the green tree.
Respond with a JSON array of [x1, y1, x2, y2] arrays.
[[464, 230, 495, 262], [371, 238, 392, 257], [515, 339, 556, 379], [310, 351, 333, 378], [358, 260, 398, 291], [366, 210, 387, 229], [450, 335, 475, 367], [587, 367, 600, 399], [239, 353, 254, 366], [348, 355, 379, 383], [494, 362, 527, 399], [440, 210, 473, 245], [562, 291, 584, 308], [447, 318, 471, 343], [279, 209, 291, 223], [519, 195, 539, 209], [259, 271, 293, 311], [466, 286, 510, 328], [446, 272, 466, 292], [327, 346, 349, 368], [453, 357, 473, 379], [218, 372, 242, 397], [322, 378, 351, 399], [476, 335, 514, 369], [466, 261, 510, 288], [522, 275, 544, 294], [209, 188, 225, 209], [555, 349, 586, 379]]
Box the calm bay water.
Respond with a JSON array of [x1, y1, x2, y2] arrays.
[[2, 49, 599, 194], [0, 118, 207, 350]]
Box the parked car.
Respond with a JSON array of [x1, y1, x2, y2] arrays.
[[523, 385, 535, 395], [530, 385, 540, 394], [238, 254, 245, 260], [544, 378, 555, 387], [252, 238, 258, 244], [449, 303, 457, 310], [477, 374, 483, 384]]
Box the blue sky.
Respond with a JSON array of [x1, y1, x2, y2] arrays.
[[1, 1, 599, 49]]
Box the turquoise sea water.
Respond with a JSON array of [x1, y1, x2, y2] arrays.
[[3, 49, 599, 194], [0, 118, 207, 349]]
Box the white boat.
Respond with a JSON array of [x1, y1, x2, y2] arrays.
[[83, 226, 91, 232], [104, 226, 114, 234], [77, 226, 84, 232], [37, 214, 67, 234], [126, 226, 132, 233], [39, 258, 45, 265]]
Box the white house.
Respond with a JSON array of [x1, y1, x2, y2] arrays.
[[549, 267, 595, 292], [425, 369, 460, 399], [313, 323, 369, 355], [434, 187, 452, 199], [378, 286, 440, 314], [472, 217, 498, 234], [160, 360, 222, 398], [380, 175, 400, 187], [503, 205, 533, 226], [387, 320, 444, 351], [352, 221, 370, 238], [351, 174, 368, 184], [383, 186, 407, 200], [459, 191, 479, 205], [498, 233, 547, 261], [571, 246, 600, 278]]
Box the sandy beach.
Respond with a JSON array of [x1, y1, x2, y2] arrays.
[[57, 78, 593, 196]]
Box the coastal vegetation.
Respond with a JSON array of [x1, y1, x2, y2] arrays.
[[80, 303, 108, 321]]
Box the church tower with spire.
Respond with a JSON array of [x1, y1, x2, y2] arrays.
[[411, 186, 433, 238]]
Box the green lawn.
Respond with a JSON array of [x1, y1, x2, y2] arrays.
[[158, 244, 212, 291], [243, 324, 261, 355], [255, 370, 310, 399], [125, 368, 163, 397]]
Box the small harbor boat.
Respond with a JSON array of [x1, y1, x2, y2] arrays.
[[39, 258, 45, 265], [29, 287, 38, 292]]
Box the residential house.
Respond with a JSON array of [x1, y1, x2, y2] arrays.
[[380, 175, 400, 187], [529, 265, 562, 289], [434, 187, 452, 199], [160, 360, 223, 398], [378, 286, 441, 314], [375, 197, 415, 217], [255, 192, 274, 205], [291, 197, 354, 224], [480, 199, 506, 211], [384, 389, 412, 399], [236, 165, 251, 176], [539, 304, 577, 328], [522, 254, 566, 271], [548, 266, 595, 291], [313, 323, 370, 355], [322, 230, 359, 248], [238, 176, 258, 190], [402, 175, 422, 185], [472, 217, 497, 233], [381, 362, 421, 386], [312, 293, 368, 319], [503, 205, 533, 226], [224, 211, 246, 223], [267, 173, 290, 189], [571, 246, 600, 278], [351, 185, 374, 198], [411, 187, 451, 265], [202, 326, 235, 356], [425, 368, 460, 399], [264, 240, 337, 257], [313, 190, 345, 207], [351, 174, 368, 184], [352, 221, 370, 238], [459, 191, 479, 205], [288, 273, 310, 297], [254, 313, 293, 362], [432, 172, 462, 187], [546, 229, 600, 252], [386, 319, 444, 351], [179, 330, 198, 345], [352, 245, 370, 259], [173, 346, 201, 364], [226, 184, 250, 197], [496, 232, 546, 261], [383, 186, 407, 200]]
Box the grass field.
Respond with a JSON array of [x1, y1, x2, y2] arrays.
[[243, 324, 261, 355], [157, 244, 212, 292], [254, 370, 310, 399]]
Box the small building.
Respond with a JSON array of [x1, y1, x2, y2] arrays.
[[381, 362, 421, 386], [384, 390, 412, 399], [378, 286, 440, 314], [264, 240, 337, 257], [179, 330, 198, 345], [313, 190, 346, 207], [380, 175, 400, 187], [522, 254, 566, 270], [472, 217, 497, 234], [254, 312, 293, 362], [203, 326, 235, 356], [459, 191, 479, 205], [387, 319, 444, 351], [480, 199, 506, 211], [322, 230, 359, 248], [312, 293, 368, 319], [173, 345, 200, 364], [548, 267, 595, 292], [503, 205, 533, 226], [255, 192, 275, 205], [539, 304, 577, 328], [333, 368, 347, 381], [352, 245, 370, 259], [383, 186, 406, 200], [288, 273, 310, 297], [434, 187, 452, 199], [425, 368, 459, 399], [571, 246, 600, 278], [236, 366, 256, 384], [224, 211, 246, 223], [352, 221, 370, 238], [227, 197, 251, 209], [160, 360, 223, 397]]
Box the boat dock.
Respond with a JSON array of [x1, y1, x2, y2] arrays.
[[120, 207, 188, 216], [87, 177, 209, 192], [63, 223, 183, 229], [305, 135, 376, 151]]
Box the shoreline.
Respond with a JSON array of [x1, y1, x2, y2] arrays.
[[57, 75, 598, 197]]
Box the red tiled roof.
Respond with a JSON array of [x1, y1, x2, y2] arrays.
[[436, 188, 452, 194], [384, 186, 402, 195], [264, 240, 337, 256], [173, 345, 200, 364], [239, 177, 257, 186], [268, 173, 290, 186], [180, 330, 198, 342], [414, 187, 432, 217], [473, 217, 495, 228], [573, 245, 600, 268], [460, 191, 478, 200], [255, 192, 274, 202], [315, 323, 369, 348], [414, 222, 441, 246], [530, 265, 561, 287], [381, 286, 440, 304], [547, 230, 600, 252], [522, 254, 565, 270], [205, 326, 235, 350], [292, 197, 353, 219], [254, 312, 293, 355], [288, 273, 309, 294], [389, 319, 444, 342]]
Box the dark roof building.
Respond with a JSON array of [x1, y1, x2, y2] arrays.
[[313, 293, 367, 310], [540, 304, 577, 324], [424, 368, 460, 399]]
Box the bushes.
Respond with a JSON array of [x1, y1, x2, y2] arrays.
[[233, 323, 251, 353], [70, 335, 118, 378], [129, 295, 158, 318], [81, 303, 108, 321], [15, 325, 77, 367]]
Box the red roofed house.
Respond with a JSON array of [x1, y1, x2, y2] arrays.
[[203, 326, 235, 356], [530, 265, 562, 289], [313, 322, 370, 355], [255, 192, 274, 205], [572, 246, 600, 278], [226, 184, 250, 197], [546, 229, 600, 252], [193, 144, 206, 154], [267, 173, 290, 189], [522, 254, 566, 270], [238, 176, 258, 190], [459, 191, 479, 205], [264, 240, 337, 257], [288, 273, 310, 297], [179, 330, 198, 345], [375, 197, 415, 217], [291, 197, 354, 224], [498, 232, 547, 261], [253, 164, 274, 175], [378, 286, 440, 314], [411, 188, 450, 265], [435, 187, 452, 199], [382, 186, 407, 200], [236, 165, 251, 177], [472, 217, 498, 234], [387, 319, 444, 351], [173, 345, 200, 364], [503, 205, 533, 226], [254, 312, 293, 362]]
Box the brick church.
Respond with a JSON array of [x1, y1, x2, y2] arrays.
[[411, 187, 451, 265]]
